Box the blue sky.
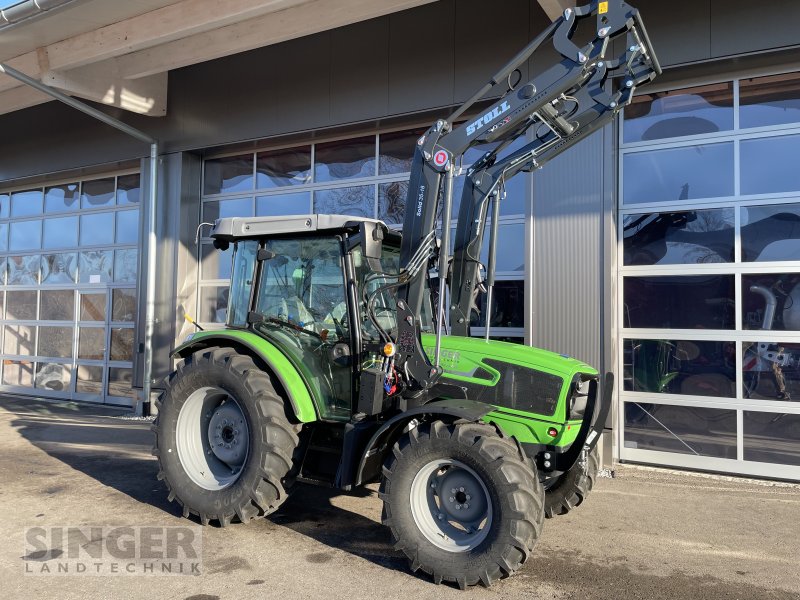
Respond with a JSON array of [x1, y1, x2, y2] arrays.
[[0, 1, 20, 8]]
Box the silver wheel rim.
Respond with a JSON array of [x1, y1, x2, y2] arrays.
[[175, 386, 250, 491], [409, 458, 493, 552]]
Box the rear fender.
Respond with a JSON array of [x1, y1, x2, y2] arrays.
[[172, 331, 318, 423], [354, 399, 493, 487]]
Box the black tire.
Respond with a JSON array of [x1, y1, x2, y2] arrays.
[[153, 347, 301, 526], [543, 444, 599, 518], [380, 421, 545, 589]]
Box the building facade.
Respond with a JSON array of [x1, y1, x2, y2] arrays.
[[0, 0, 798, 480]]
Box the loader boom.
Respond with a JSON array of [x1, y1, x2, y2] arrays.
[[390, 0, 660, 392]]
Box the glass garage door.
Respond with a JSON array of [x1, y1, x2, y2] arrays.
[[618, 72, 800, 480], [0, 173, 140, 406]]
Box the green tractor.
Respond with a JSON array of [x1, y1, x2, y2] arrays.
[[154, 1, 658, 588]]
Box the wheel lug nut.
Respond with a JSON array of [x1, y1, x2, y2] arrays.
[[459, 487, 465, 492], [466, 494, 471, 500], [451, 488, 457, 494], [449, 496, 455, 502], [455, 504, 461, 510], [464, 503, 470, 509], [437, 513, 444, 520]]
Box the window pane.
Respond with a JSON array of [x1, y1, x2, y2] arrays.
[[623, 82, 734, 143], [114, 249, 138, 282], [742, 274, 800, 330], [624, 339, 735, 397], [741, 135, 800, 195], [117, 174, 141, 205], [79, 251, 112, 283], [500, 173, 527, 216], [111, 289, 136, 322], [78, 328, 106, 360], [10, 220, 41, 251], [2, 360, 34, 386], [108, 367, 135, 398], [741, 203, 800, 262], [314, 186, 375, 218], [199, 286, 228, 323], [623, 208, 735, 265], [110, 327, 134, 361], [201, 243, 232, 280], [624, 403, 736, 459], [76, 364, 103, 395], [81, 177, 115, 208], [740, 72, 800, 130], [0, 223, 7, 251], [80, 293, 106, 321], [378, 181, 407, 224], [39, 290, 74, 321], [0, 192, 9, 218], [623, 143, 734, 204], [42, 253, 78, 284], [45, 183, 79, 213], [256, 146, 311, 188], [116, 209, 139, 244], [8, 255, 40, 285], [43, 216, 78, 249], [11, 189, 42, 217], [471, 280, 524, 328], [204, 154, 253, 195], [255, 192, 310, 217], [743, 412, 800, 466], [479, 223, 525, 272], [4, 325, 36, 355], [203, 197, 253, 222], [379, 129, 425, 175], [80, 212, 114, 246], [314, 136, 375, 182], [38, 326, 73, 358], [36, 363, 71, 392], [743, 340, 800, 401], [6, 290, 37, 320], [624, 275, 735, 329]]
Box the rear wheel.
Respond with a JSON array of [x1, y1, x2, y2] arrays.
[[380, 421, 544, 589], [543, 445, 599, 518], [153, 347, 300, 526]]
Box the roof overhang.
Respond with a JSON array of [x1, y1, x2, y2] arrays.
[[0, 0, 434, 117]]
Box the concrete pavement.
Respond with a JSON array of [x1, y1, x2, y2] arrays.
[[0, 395, 798, 600]]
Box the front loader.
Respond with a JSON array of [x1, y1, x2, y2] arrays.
[[154, 1, 659, 589]]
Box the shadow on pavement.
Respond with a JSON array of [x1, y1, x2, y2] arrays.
[[3, 395, 407, 575]]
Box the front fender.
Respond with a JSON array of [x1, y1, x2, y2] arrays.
[[172, 330, 318, 423], [354, 399, 493, 487]]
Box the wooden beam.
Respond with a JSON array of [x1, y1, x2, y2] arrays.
[[112, 0, 436, 80], [0, 0, 309, 94], [537, 0, 572, 21], [43, 66, 168, 116]]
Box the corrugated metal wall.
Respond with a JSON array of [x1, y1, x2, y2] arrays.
[[530, 128, 609, 368]]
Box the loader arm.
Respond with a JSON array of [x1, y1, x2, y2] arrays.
[[389, 0, 660, 392]]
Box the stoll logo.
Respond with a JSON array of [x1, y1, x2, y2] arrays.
[[23, 526, 202, 576], [466, 101, 511, 136]]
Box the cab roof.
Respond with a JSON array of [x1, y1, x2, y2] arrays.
[[210, 214, 386, 241]]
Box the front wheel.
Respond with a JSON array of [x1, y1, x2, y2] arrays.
[[153, 347, 300, 526], [380, 421, 545, 589], [543, 444, 599, 518]]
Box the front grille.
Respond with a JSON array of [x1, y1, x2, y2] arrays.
[[458, 358, 564, 417]]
